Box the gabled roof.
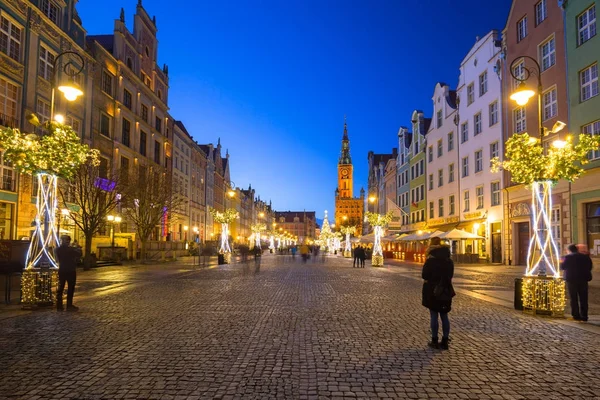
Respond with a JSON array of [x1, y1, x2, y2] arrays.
[[174, 120, 190, 136], [404, 132, 413, 149], [448, 90, 457, 109], [423, 118, 432, 135], [87, 35, 114, 53]]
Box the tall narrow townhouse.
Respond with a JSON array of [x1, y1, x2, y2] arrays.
[[198, 143, 215, 240], [407, 110, 430, 233], [457, 31, 504, 263], [564, 0, 600, 259], [189, 142, 207, 243], [87, 3, 172, 241], [425, 83, 458, 239], [396, 128, 412, 228], [502, 0, 568, 266], [172, 120, 192, 241], [366, 149, 397, 216], [0, 1, 92, 240], [383, 153, 399, 230]]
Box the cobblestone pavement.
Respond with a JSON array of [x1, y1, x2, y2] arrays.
[[1, 255, 600, 399]]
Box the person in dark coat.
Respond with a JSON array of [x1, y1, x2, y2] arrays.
[[560, 244, 593, 322], [55, 235, 82, 312], [353, 245, 361, 268], [359, 246, 366, 268], [422, 237, 454, 349]]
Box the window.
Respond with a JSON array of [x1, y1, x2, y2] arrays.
[[36, 98, 50, 123], [551, 207, 561, 246], [411, 165, 414, 180], [1, 151, 15, 191], [141, 104, 148, 122], [490, 141, 499, 165], [437, 139, 443, 157], [543, 87, 557, 120], [100, 113, 111, 137], [0, 16, 22, 61], [154, 140, 161, 164], [479, 71, 488, 96], [438, 199, 444, 218], [120, 156, 129, 173], [126, 57, 133, 70], [578, 5, 596, 45], [514, 107, 526, 133], [467, 83, 474, 105], [474, 113, 482, 135], [420, 160, 424, 175], [102, 71, 113, 96], [517, 16, 528, 42], [437, 110, 443, 128], [438, 169, 443, 187], [428, 146, 433, 162], [491, 181, 501, 206], [414, 139, 419, 155], [535, 0, 547, 25], [582, 120, 600, 160], [449, 195, 455, 215], [40, 0, 60, 25], [38, 45, 55, 80], [580, 64, 599, 102], [428, 174, 433, 191], [462, 156, 469, 178], [476, 186, 484, 209], [123, 89, 132, 109], [0, 77, 19, 121], [429, 202, 434, 219], [447, 132, 454, 151], [464, 190, 470, 212], [140, 131, 147, 156], [66, 115, 81, 136], [475, 150, 483, 173], [540, 37, 556, 71], [122, 118, 131, 147], [461, 122, 469, 143], [489, 101, 499, 126], [448, 163, 455, 183], [513, 61, 525, 89], [155, 116, 162, 132], [98, 157, 109, 179]]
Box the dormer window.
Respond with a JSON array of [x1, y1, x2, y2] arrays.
[[41, 0, 60, 25]]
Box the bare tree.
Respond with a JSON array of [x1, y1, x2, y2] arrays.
[[120, 165, 182, 261], [58, 160, 120, 270]]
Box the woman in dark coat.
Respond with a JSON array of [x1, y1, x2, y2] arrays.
[[422, 237, 454, 350]]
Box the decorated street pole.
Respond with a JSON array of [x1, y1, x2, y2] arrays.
[[268, 231, 275, 252], [364, 211, 393, 267], [340, 226, 356, 258], [209, 207, 239, 264], [251, 223, 266, 249], [492, 132, 600, 315], [0, 121, 98, 306]]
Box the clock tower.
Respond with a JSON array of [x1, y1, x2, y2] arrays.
[[335, 119, 364, 233], [337, 121, 353, 198]]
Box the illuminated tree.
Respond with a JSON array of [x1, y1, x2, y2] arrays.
[[340, 225, 356, 258], [209, 207, 239, 261], [364, 211, 393, 266], [251, 223, 266, 249]]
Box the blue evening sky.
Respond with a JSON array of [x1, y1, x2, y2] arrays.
[[78, 0, 512, 223]]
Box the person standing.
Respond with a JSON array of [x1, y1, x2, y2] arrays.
[[353, 245, 360, 268], [359, 246, 366, 268], [55, 235, 82, 312], [422, 237, 454, 349], [560, 244, 593, 322]]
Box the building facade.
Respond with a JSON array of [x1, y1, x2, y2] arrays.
[[275, 211, 317, 243], [564, 0, 600, 258], [407, 110, 429, 233], [396, 128, 412, 227], [502, 0, 569, 265]]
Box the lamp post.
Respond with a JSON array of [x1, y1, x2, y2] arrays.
[[184, 225, 189, 249], [50, 51, 85, 121], [193, 226, 199, 242], [107, 215, 121, 260]]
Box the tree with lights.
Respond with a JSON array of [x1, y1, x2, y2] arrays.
[[492, 132, 600, 314], [340, 225, 356, 258], [209, 207, 239, 262], [364, 211, 393, 266], [251, 223, 266, 249], [319, 210, 333, 251]]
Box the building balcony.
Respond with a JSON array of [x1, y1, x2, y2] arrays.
[[0, 114, 18, 128]]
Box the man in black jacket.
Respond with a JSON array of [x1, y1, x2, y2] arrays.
[[55, 235, 82, 312], [560, 244, 593, 322]]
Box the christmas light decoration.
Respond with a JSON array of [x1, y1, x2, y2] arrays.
[[492, 132, 600, 313], [340, 226, 356, 258], [209, 207, 239, 262], [318, 211, 333, 252], [364, 211, 393, 267], [251, 223, 266, 249]]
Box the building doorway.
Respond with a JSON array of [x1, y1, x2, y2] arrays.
[[491, 222, 502, 263], [516, 222, 530, 266]]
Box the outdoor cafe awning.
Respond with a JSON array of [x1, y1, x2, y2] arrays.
[[436, 228, 484, 240], [399, 231, 444, 241]]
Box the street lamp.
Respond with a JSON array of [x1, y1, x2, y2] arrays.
[[49, 51, 85, 120], [193, 226, 199, 242], [107, 215, 122, 260], [184, 225, 189, 249]]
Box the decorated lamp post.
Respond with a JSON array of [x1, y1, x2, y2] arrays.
[[209, 207, 239, 264], [364, 211, 393, 267], [493, 133, 600, 314], [0, 121, 97, 305], [340, 226, 356, 258], [251, 223, 266, 249]]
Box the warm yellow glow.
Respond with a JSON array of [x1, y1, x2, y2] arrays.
[[259, 212, 265, 218], [54, 114, 65, 123], [107, 215, 115, 222], [193, 227, 199, 233], [510, 82, 535, 106], [228, 189, 235, 198], [342, 215, 347, 220], [417, 230, 423, 235], [552, 139, 567, 149], [184, 225, 189, 231], [368, 195, 376, 203], [61, 208, 69, 216], [114, 216, 122, 223], [58, 84, 84, 101], [528, 137, 539, 145], [473, 223, 480, 231]]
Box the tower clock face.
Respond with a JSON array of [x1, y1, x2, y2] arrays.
[[341, 168, 349, 177]]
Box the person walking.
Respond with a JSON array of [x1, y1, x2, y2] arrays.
[[422, 237, 454, 349], [55, 235, 82, 312], [560, 244, 593, 322], [353, 245, 361, 268]]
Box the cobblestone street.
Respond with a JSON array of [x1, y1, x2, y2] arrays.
[[1, 255, 599, 399]]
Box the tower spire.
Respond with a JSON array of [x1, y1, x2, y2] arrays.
[[339, 118, 351, 165]]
